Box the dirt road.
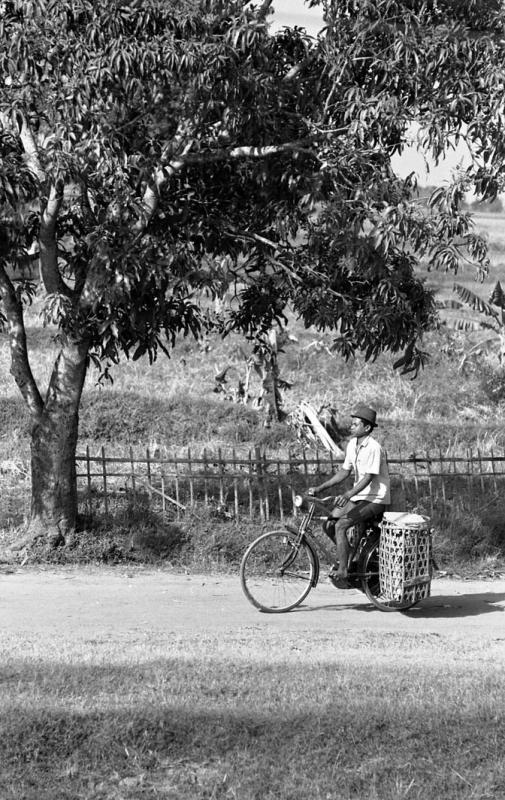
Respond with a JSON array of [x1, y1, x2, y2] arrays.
[[2, 566, 505, 642]]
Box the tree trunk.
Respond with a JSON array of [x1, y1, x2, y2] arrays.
[[255, 329, 283, 428], [259, 352, 282, 427], [27, 339, 89, 545]]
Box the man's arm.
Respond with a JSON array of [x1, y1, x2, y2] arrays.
[[339, 472, 373, 501]]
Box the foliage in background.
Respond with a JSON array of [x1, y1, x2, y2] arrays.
[[480, 365, 505, 405], [2, 320, 505, 457], [438, 280, 505, 370]]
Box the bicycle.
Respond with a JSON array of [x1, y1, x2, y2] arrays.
[[240, 494, 428, 613]]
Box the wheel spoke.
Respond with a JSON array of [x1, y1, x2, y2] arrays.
[[240, 530, 316, 612]]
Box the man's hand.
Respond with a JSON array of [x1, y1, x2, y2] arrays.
[[307, 486, 319, 496], [334, 494, 349, 508]]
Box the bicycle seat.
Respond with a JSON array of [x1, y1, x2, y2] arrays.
[[353, 511, 384, 536]]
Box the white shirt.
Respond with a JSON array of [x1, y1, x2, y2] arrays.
[[343, 435, 390, 504]]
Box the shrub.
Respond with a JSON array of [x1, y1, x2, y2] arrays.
[[479, 366, 505, 405], [428, 496, 505, 564]]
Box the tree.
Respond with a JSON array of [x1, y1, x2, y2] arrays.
[[0, 0, 502, 543]]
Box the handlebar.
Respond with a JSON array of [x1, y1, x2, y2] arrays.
[[294, 494, 334, 511]]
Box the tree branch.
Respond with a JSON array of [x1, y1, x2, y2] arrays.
[[0, 262, 43, 419], [3, 115, 72, 297], [225, 228, 281, 250], [18, 116, 46, 183], [39, 180, 73, 297], [177, 140, 314, 167], [136, 139, 313, 233], [0, 112, 46, 184], [246, 0, 274, 22]]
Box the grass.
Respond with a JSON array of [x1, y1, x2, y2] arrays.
[[1, 628, 505, 799]]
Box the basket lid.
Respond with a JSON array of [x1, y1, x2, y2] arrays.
[[383, 511, 430, 528]]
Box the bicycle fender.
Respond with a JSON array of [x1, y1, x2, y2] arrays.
[[311, 550, 320, 587]]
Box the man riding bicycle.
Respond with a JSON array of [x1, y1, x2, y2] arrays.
[[308, 404, 390, 588]]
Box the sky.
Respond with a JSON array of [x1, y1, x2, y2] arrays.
[[271, 0, 324, 37], [270, 0, 471, 186]]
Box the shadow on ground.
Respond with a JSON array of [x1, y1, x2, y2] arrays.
[[294, 590, 505, 618]]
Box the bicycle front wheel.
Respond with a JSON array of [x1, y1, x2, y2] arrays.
[[360, 538, 418, 612], [240, 530, 317, 613]]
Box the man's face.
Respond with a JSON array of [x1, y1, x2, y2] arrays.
[[350, 417, 369, 438]]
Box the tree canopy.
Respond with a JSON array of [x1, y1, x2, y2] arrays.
[[0, 0, 504, 536]]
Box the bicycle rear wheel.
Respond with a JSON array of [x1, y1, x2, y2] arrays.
[[240, 530, 316, 613], [360, 538, 418, 612]]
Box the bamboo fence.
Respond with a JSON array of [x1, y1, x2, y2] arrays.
[[3, 446, 505, 528], [73, 445, 505, 522]]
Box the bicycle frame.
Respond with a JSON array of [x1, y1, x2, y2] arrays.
[[240, 495, 430, 613], [286, 499, 380, 588]]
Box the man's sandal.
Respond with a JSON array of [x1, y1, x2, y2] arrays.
[[328, 567, 351, 589]]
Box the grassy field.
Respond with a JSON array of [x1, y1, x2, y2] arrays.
[[2, 626, 505, 800]]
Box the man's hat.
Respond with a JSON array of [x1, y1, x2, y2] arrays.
[[351, 404, 377, 427]]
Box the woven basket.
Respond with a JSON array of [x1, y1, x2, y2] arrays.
[[379, 513, 432, 604]]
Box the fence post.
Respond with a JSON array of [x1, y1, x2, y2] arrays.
[[187, 447, 194, 507], [130, 445, 136, 499], [491, 447, 498, 493], [277, 458, 283, 521], [412, 452, 419, 504], [399, 449, 407, 509], [233, 448, 239, 521], [203, 448, 209, 505], [468, 447, 474, 501], [248, 450, 254, 519], [263, 448, 270, 521], [86, 445, 92, 516], [477, 448, 485, 492], [101, 446, 108, 516], [426, 450, 434, 516], [146, 446, 152, 487], [173, 451, 180, 520], [161, 471, 166, 519], [438, 449, 446, 504], [289, 451, 297, 516], [218, 447, 224, 506], [255, 445, 265, 522]]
